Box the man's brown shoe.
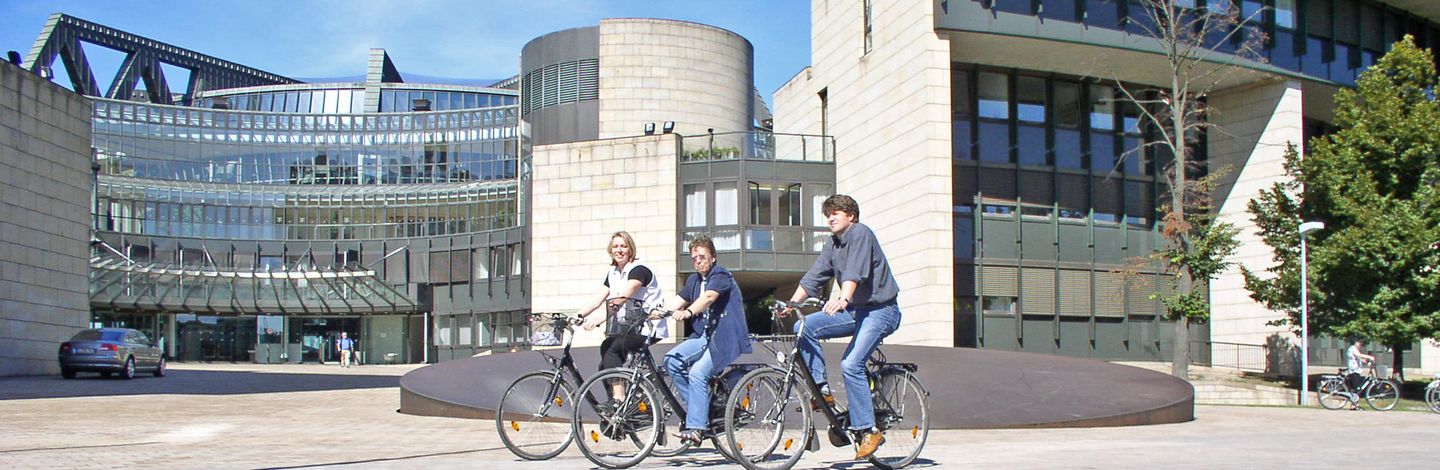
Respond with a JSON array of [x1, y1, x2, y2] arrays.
[[811, 393, 835, 411], [854, 431, 885, 460]]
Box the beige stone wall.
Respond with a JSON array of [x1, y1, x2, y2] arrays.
[[529, 134, 681, 346], [774, 1, 954, 346], [1207, 79, 1305, 369], [0, 62, 93, 376], [598, 19, 753, 139]]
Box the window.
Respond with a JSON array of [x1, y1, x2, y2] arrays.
[[1274, 0, 1296, 29], [715, 182, 738, 225], [749, 182, 773, 225], [977, 72, 1010, 163], [683, 184, 707, 227], [952, 68, 974, 160], [1089, 84, 1117, 173], [983, 296, 1016, 315], [809, 184, 831, 227], [779, 184, 802, 226], [1016, 76, 1047, 166], [1054, 80, 1083, 169]]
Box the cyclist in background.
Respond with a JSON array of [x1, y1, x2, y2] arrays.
[[1345, 338, 1376, 408], [779, 194, 901, 460]]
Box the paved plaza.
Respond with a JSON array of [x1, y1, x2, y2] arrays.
[[1, 363, 1434, 469]]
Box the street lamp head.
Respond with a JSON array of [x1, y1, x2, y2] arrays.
[[1299, 221, 1326, 235]]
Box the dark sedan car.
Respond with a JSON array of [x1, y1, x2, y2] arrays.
[[59, 328, 166, 379]]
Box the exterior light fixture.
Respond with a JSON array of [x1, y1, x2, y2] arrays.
[[644, 122, 656, 135], [1298, 220, 1325, 406], [662, 121, 675, 134]]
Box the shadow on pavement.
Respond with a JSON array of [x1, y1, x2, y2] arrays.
[[0, 369, 398, 400]]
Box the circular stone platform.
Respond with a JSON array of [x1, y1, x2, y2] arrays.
[[399, 343, 1193, 429]]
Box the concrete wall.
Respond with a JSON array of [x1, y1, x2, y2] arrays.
[[597, 19, 754, 139], [528, 134, 680, 347], [0, 61, 93, 376], [774, 1, 954, 346], [1207, 79, 1305, 370]]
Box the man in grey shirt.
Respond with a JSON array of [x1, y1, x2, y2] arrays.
[[779, 194, 901, 460]]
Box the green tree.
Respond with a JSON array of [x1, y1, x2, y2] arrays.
[[1244, 36, 1440, 377]]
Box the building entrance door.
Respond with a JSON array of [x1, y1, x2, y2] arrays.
[[296, 317, 360, 364]]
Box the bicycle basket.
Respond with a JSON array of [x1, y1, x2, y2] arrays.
[[604, 300, 647, 336], [1376, 364, 1390, 378], [529, 316, 565, 346]]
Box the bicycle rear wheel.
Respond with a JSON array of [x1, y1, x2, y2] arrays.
[[867, 370, 930, 470], [496, 371, 576, 460], [1426, 383, 1440, 414], [1316, 378, 1349, 410], [723, 368, 812, 470], [572, 369, 663, 469], [1364, 379, 1399, 411]]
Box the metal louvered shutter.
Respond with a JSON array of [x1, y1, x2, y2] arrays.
[[1021, 268, 1055, 315], [1094, 271, 1125, 317], [1128, 275, 1157, 316], [980, 265, 1017, 297], [1059, 269, 1091, 317]]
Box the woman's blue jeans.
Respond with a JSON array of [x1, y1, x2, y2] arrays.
[[792, 302, 901, 431]]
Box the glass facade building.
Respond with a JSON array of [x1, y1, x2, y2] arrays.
[[21, 14, 531, 364]]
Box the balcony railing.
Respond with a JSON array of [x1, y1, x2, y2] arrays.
[[681, 131, 834, 163]]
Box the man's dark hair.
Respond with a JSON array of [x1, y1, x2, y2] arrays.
[[821, 194, 860, 222], [688, 235, 716, 257]]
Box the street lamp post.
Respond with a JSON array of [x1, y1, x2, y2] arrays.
[[1298, 221, 1326, 406]]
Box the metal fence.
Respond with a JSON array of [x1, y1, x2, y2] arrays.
[[1193, 340, 1270, 374]]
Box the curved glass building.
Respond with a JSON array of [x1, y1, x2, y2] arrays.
[[27, 14, 526, 364]]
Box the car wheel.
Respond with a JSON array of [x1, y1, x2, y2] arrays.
[[61, 368, 76, 379], [153, 356, 167, 377], [121, 357, 136, 380]]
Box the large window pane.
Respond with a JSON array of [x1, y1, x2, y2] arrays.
[[715, 182, 738, 225], [1089, 84, 1117, 173], [684, 184, 707, 227], [749, 182, 772, 225], [779, 183, 801, 226], [952, 68, 974, 161], [977, 72, 1010, 163], [1054, 81, 1082, 169], [1016, 76, 1046, 166]]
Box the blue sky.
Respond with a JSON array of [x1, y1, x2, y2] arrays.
[[0, 0, 812, 106]]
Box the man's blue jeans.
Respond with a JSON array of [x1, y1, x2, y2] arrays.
[[793, 302, 901, 431], [663, 337, 716, 431]]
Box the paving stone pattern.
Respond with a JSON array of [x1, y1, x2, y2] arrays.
[[1, 363, 1435, 469]]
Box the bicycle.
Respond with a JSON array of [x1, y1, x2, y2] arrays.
[[1425, 374, 1440, 414], [1316, 362, 1400, 411], [571, 304, 751, 468], [495, 312, 589, 460], [721, 299, 930, 470]]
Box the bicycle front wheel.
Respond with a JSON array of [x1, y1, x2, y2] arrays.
[[1316, 378, 1349, 410], [868, 369, 930, 470], [1426, 383, 1440, 414], [496, 371, 576, 460], [1365, 379, 1400, 411], [724, 368, 813, 470], [572, 369, 663, 469]]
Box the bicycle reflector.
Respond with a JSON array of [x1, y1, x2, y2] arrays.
[[912, 426, 919, 439], [638, 401, 648, 413], [742, 394, 751, 409], [510, 421, 519, 431], [591, 430, 600, 442], [784, 438, 794, 450], [554, 396, 564, 407]]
